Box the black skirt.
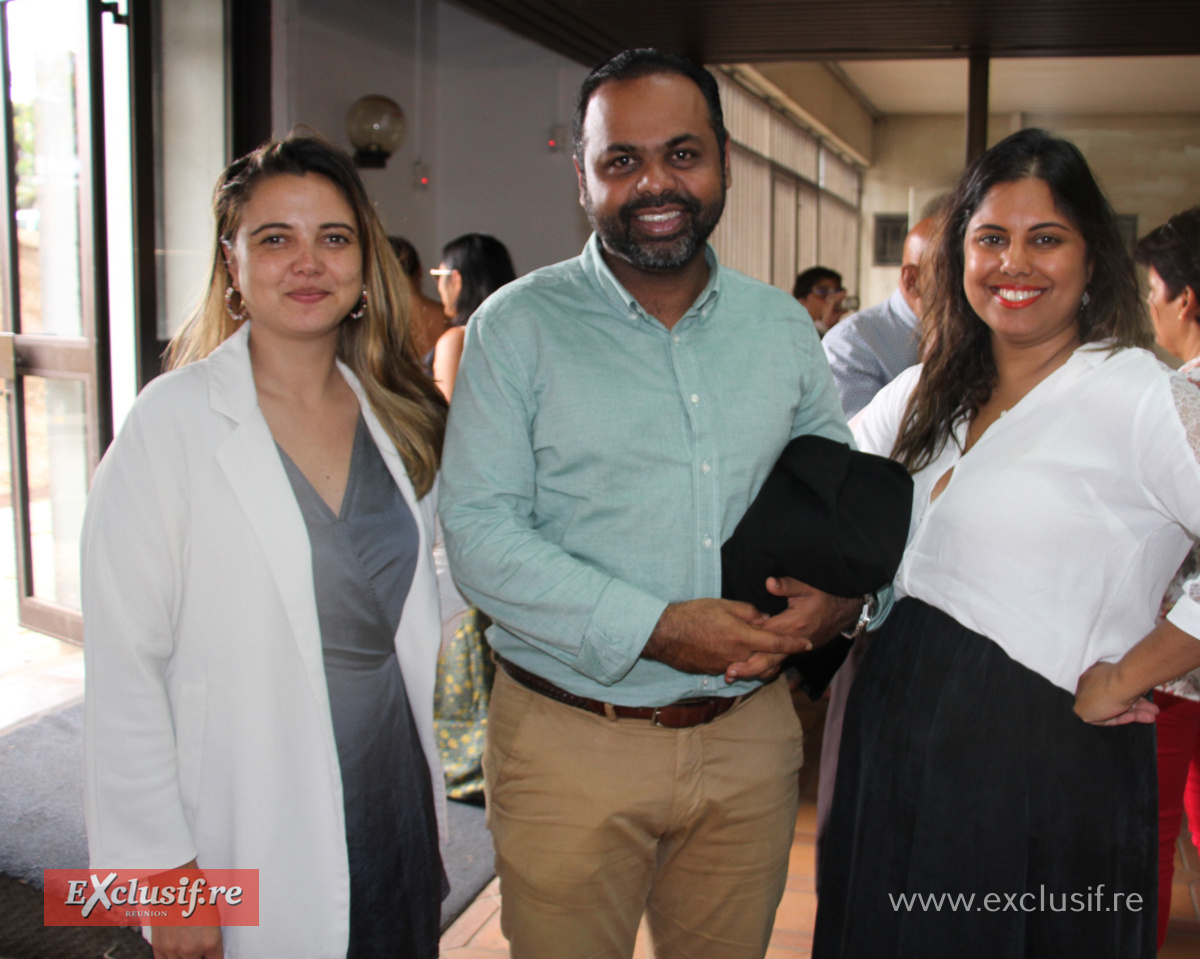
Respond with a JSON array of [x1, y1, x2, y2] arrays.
[[813, 597, 1156, 959]]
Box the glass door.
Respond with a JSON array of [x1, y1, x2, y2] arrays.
[[0, 0, 114, 642]]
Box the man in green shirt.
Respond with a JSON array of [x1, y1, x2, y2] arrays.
[[441, 49, 868, 959]]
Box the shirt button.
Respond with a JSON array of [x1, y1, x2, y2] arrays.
[[703, 536, 713, 549], [690, 394, 699, 405], [673, 334, 681, 344], [701, 461, 711, 474]]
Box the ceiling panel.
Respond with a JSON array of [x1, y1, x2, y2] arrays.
[[837, 56, 1200, 115], [450, 0, 1200, 66]]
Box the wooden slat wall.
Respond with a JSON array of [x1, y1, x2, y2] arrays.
[[771, 173, 797, 290], [797, 181, 819, 281], [818, 194, 859, 284], [716, 73, 771, 156], [771, 114, 819, 184], [710, 145, 772, 283], [821, 150, 860, 208], [711, 73, 861, 293]]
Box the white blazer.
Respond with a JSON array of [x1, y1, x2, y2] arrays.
[[81, 323, 445, 958]]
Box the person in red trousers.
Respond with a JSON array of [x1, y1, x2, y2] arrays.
[[1136, 206, 1200, 949]]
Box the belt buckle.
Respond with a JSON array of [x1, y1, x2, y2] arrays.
[[651, 706, 664, 727]]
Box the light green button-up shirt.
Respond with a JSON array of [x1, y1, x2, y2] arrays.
[[440, 235, 855, 705]]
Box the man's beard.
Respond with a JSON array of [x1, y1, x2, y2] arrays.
[[585, 187, 725, 272]]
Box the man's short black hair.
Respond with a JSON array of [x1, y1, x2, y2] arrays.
[[793, 267, 843, 300], [572, 48, 728, 168]]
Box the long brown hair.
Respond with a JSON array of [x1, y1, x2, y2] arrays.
[[893, 128, 1151, 473], [166, 135, 447, 496]]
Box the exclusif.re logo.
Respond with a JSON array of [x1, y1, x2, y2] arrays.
[[43, 868, 259, 927]]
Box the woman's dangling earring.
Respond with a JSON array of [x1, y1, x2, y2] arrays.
[[1080, 290, 1091, 310], [349, 287, 368, 320], [225, 286, 249, 322]]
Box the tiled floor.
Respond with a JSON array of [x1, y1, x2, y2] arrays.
[[440, 689, 1200, 958], [1166, 822, 1200, 957], [5, 622, 1200, 956], [0, 628, 83, 733], [0, 460, 1197, 959], [0, 498, 84, 734]]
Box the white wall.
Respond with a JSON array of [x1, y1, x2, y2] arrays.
[[858, 114, 970, 308], [857, 112, 1200, 309], [283, 0, 439, 293], [1024, 113, 1200, 233], [280, 0, 590, 293], [433, 2, 590, 276]]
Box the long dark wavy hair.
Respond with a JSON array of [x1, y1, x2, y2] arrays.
[[892, 128, 1151, 473], [166, 134, 447, 496]]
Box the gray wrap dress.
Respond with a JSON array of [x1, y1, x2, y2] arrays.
[[279, 416, 445, 958]]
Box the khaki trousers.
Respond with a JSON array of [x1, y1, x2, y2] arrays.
[[484, 668, 803, 959]]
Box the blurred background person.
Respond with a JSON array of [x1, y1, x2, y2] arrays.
[[822, 217, 938, 420], [428, 231, 515, 802], [430, 232, 516, 400], [793, 266, 849, 336], [1134, 206, 1200, 950], [390, 234, 449, 366], [83, 135, 449, 957]]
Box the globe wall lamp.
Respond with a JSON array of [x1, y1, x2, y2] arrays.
[[346, 95, 406, 169]]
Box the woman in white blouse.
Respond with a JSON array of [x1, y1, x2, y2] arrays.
[[812, 129, 1200, 959]]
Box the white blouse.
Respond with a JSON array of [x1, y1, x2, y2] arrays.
[[854, 343, 1200, 693]]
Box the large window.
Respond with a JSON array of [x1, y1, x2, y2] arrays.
[[0, 0, 121, 640]]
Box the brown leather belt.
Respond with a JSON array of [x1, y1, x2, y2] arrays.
[[496, 655, 760, 729]]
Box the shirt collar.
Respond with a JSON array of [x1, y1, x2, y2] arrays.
[[887, 286, 919, 329], [580, 232, 722, 330]]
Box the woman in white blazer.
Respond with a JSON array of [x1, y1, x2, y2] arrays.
[[82, 136, 449, 959]]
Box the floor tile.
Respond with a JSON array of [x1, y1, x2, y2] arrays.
[[764, 948, 810, 959], [440, 895, 500, 949], [787, 837, 816, 881], [0, 642, 83, 733], [1159, 929, 1200, 958], [1171, 874, 1198, 922], [469, 911, 510, 951], [440, 947, 511, 958], [631, 917, 652, 958], [770, 925, 815, 949], [795, 801, 818, 838], [772, 889, 817, 937]]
